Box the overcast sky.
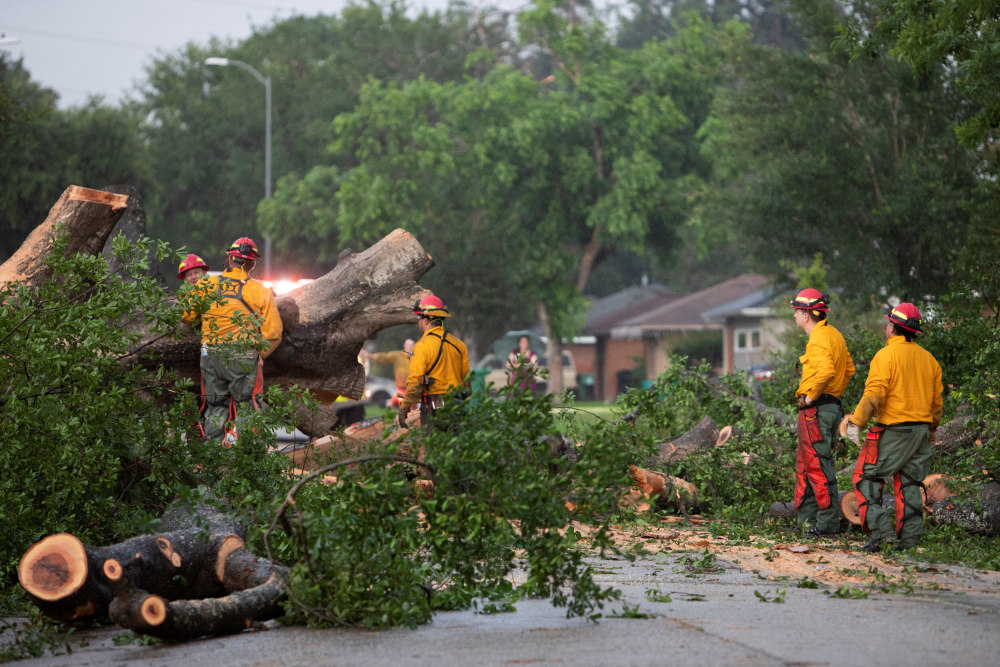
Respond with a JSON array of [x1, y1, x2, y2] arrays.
[[1, 0, 529, 109]]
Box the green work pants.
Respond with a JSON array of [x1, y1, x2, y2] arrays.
[[200, 346, 261, 441], [856, 425, 931, 549], [797, 401, 842, 533]]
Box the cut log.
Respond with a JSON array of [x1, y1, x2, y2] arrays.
[[107, 550, 287, 641], [19, 493, 288, 636], [768, 501, 796, 520], [922, 473, 958, 508], [715, 425, 746, 448], [653, 415, 718, 464], [769, 491, 852, 521], [931, 483, 1000, 536], [0, 185, 129, 287], [628, 465, 699, 511]]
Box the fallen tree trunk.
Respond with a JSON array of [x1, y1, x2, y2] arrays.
[[931, 483, 1000, 537], [6, 186, 436, 438], [653, 415, 718, 465], [19, 494, 288, 637], [932, 414, 980, 454], [135, 227, 434, 411]]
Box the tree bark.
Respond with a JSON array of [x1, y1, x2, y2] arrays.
[[653, 415, 718, 464], [931, 483, 1000, 537], [933, 414, 980, 454]]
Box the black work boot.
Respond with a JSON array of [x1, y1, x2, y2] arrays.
[[805, 526, 838, 539], [860, 536, 894, 552]]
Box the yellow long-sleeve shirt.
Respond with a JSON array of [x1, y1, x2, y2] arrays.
[[796, 320, 855, 400], [400, 325, 469, 412], [369, 349, 411, 387], [181, 267, 283, 358], [850, 335, 943, 428]]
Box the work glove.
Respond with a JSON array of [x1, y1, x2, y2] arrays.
[[796, 394, 813, 409], [929, 429, 937, 446], [397, 409, 409, 429], [845, 422, 861, 447]]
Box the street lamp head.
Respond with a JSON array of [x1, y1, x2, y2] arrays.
[[205, 57, 230, 67]]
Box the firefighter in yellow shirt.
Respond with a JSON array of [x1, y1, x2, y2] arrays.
[[182, 237, 283, 444], [397, 294, 469, 430], [845, 302, 942, 552], [790, 289, 855, 538]]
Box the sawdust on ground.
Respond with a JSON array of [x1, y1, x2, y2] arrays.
[[582, 515, 1000, 597]]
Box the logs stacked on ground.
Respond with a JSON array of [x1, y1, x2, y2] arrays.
[[18, 496, 287, 640]]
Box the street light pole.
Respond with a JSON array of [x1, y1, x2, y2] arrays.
[[205, 57, 273, 278]]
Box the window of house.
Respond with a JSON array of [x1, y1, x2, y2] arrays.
[[735, 328, 762, 351]]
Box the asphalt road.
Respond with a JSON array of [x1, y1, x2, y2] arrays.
[[8, 549, 999, 666]]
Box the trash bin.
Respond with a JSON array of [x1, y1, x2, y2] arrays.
[[579, 373, 595, 400], [640, 379, 654, 390], [469, 368, 490, 394]]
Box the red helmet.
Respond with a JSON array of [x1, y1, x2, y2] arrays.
[[226, 237, 260, 261], [790, 288, 831, 312], [886, 302, 922, 334], [413, 294, 450, 318], [177, 253, 209, 279]]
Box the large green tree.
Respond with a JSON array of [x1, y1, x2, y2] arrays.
[[0, 54, 151, 260], [699, 0, 977, 303], [260, 4, 738, 369], [840, 0, 1000, 321], [140, 1, 515, 278]]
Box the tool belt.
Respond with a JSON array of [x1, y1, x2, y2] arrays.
[[813, 394, 841, 407], [422, 394, 445, 411]]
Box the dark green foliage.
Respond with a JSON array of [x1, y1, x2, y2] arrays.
[[279, 384, 640, 629]]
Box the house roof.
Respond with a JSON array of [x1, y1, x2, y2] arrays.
[[583, 283, 678, 335], [701, 287, 781, 323], [612, 274, 771, 335]]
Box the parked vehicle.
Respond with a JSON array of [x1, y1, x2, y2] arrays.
[[364, 375, 398, 407]]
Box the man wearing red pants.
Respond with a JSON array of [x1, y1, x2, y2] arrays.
[[790, 289, 855, 538], [845, 303, 942, 552]]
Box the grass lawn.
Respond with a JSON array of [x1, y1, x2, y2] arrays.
[[552, 400, 618, 427]]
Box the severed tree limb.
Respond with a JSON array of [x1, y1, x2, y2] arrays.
[[106, 548, 288, 640], [4, 186, 437, 438], [0, 185, 129, 288], [652, 415, 718, 465], [931, 483, 1000, 536]]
